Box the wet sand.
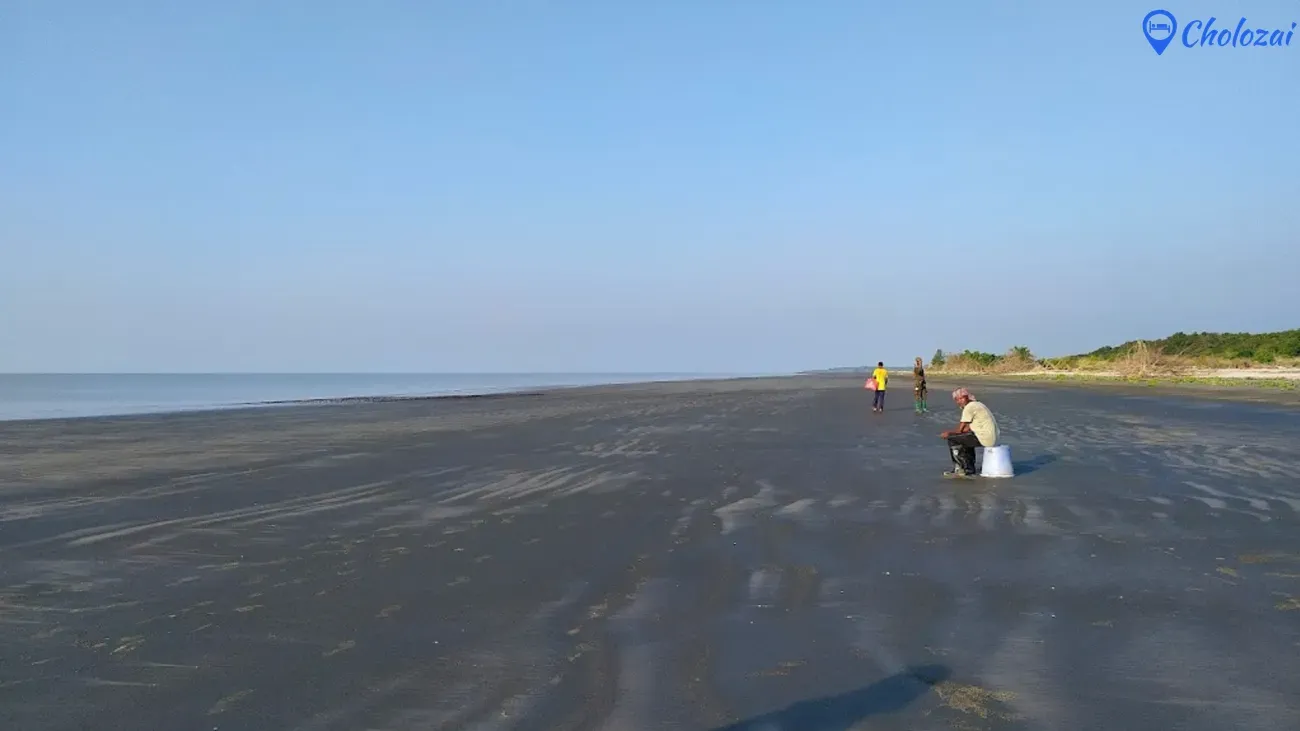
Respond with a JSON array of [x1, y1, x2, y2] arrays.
[[2, 375, 1299, 730]]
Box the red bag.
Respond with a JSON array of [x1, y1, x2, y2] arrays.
[[864, 378, 877, 390]]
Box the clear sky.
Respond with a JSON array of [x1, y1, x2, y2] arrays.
[[3, 1, 1297, 373]]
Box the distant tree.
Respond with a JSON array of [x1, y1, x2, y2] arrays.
[[960, 350, 1001, 367], [1009, 345, 1035, 362], [931, 349, 946, 367], [1077, 329, 1300, 361]]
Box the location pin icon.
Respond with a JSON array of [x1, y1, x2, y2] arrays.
[[1143, 9, 1177, 55]]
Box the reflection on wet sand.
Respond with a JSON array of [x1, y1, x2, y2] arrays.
[[1, 376, 1299, 730]]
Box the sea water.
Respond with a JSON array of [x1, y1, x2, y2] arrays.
[[0, 372, 734, 422]]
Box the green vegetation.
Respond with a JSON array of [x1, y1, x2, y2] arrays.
[[932, 346, 1037, 374], [1067, 329, 1300, 365], [929, 330, 1300, 387]]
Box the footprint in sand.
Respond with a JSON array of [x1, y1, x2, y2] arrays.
[[207, 689, 253, 715], [111, 636, 145, 655], [322, 640, 356, 657]]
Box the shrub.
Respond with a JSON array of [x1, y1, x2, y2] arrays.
[[927, 329, 1299, 375], [1078, 329, 1300, 362], [1112, 341, 1187, 378]]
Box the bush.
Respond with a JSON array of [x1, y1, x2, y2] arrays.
[[932, 349, 1032, 374], [1039, 356, 1079, 371], [1112, 341, 1186, 378], [928, 329, 1298, 375], [1078, 329, 1300, 363]]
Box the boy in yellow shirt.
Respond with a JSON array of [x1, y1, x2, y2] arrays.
[[871, 362, 888, 412]]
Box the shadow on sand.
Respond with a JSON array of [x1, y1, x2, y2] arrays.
[[708, 664, 951, 731], [1011, 453, 1057, 475]]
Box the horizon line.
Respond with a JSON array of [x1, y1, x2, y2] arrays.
[[0, 370, 781, 376]]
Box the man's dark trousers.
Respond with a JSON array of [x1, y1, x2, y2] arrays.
[[946, 432, 981, 473]]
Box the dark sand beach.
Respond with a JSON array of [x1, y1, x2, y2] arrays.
[[2, 375, 1299, 730]]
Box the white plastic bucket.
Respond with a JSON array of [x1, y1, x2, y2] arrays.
[[980, 445, 1014, 478]]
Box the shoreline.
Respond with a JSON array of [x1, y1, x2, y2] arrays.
[[925, 371, 1300, 406], [8, 364, 1300, 427], [8, 369, 1300, 427], [245, 372, 788, 407], [0, 374, 799, 428], [0, 372, 776, 425]]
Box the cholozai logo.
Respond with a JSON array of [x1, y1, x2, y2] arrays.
[[1143, 9, 1295, 54], [1144, 10, 1178, 53]]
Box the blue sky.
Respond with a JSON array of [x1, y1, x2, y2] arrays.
[[3, 1, 1297, 373]]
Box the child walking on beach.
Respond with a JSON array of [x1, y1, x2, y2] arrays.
[[913, 357, 928, 413], [871, 362, 888, 412]]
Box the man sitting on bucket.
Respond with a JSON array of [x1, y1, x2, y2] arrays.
[[940, 387, 999, 478]]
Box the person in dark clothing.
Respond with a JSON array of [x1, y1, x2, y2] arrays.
[[913, 357, 928, 413]]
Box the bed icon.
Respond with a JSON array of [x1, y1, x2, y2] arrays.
[[1143, 10, 1178, 54]]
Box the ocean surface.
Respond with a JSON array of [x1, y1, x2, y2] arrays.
[[0, 373, 745, 422]]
